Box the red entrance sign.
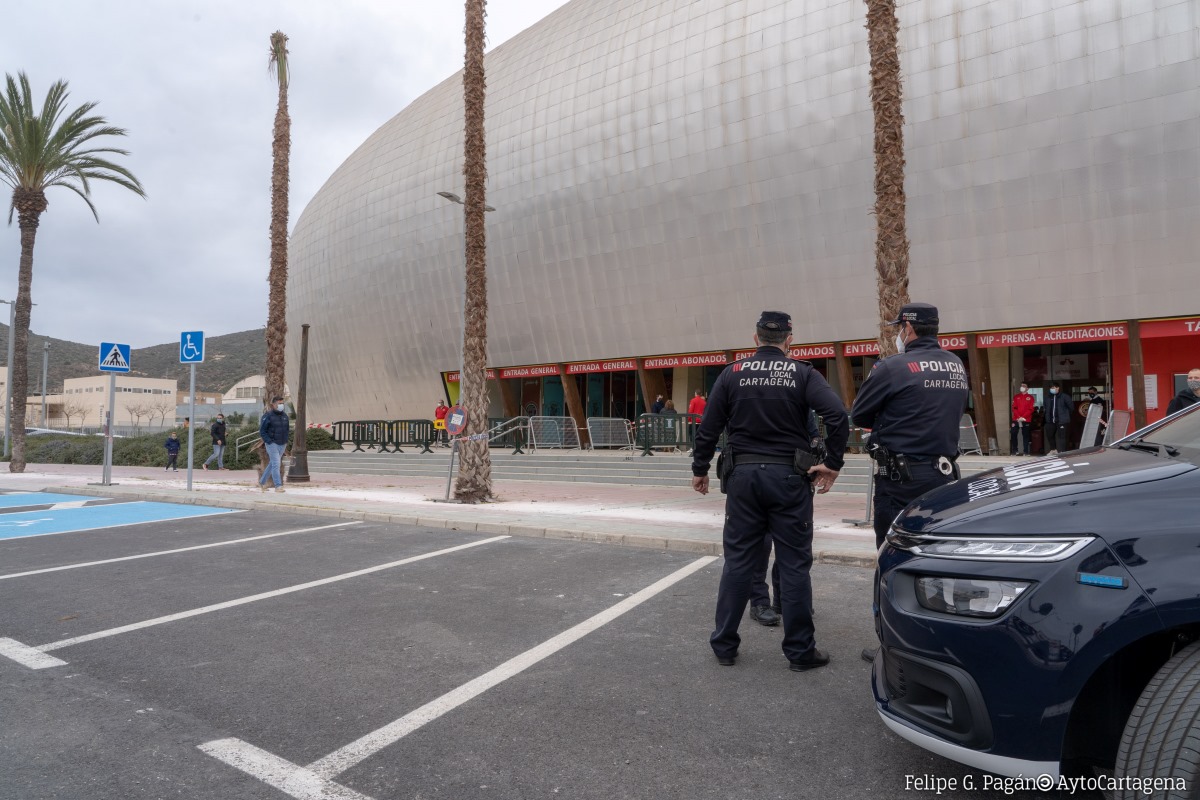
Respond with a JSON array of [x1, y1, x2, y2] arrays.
[[733, 344, 837, 360], [497, 365, 560, 379], [976, 324, 1127, 348], [642, 353, 727, 369], [843, 341, 880, 357], [1139, 318, 1200, 338], [564, 359, 638, 374], [444, 369, 496, 383]]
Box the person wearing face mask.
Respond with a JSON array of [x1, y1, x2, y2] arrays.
[[851, 303, 969, 547], [1043, 382, 1074, 454], [851, 303, 970, 663], [258, 396, 291, 492], [202, 414, 227, 471], [1167, 369, 1200, 415], [1010, 383, 1035, 456]]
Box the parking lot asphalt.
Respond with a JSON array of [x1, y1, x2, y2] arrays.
[[0, 496, 1077, 800]]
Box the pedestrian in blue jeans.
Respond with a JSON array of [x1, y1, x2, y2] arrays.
[[202, 414, 227, 470], [259, 396, 290, 492]]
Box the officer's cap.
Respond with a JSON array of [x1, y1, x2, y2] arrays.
[[756, 310, 792, 332], [887, 303, 939, 326]]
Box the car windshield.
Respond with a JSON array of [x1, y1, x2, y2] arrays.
[[1116, 406, 1200, 464]]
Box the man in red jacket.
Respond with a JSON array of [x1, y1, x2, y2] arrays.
[[687, 390, 707, 417], [434, 399, 450, 447], [1010, 382, 1035, 456]]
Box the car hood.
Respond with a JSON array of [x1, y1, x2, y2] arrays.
[[894, 447, 1197, 534]]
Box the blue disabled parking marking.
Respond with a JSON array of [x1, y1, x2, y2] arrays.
[[0, 492, 102, 509], [0, 502, 243, 540]]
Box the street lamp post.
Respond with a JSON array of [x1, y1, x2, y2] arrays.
[[41, 342, 49, 427], [436, 192, 495, 382], [2, 299, 13, 457]]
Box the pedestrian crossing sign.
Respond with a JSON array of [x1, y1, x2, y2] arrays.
[[98, 342, 131, 373]]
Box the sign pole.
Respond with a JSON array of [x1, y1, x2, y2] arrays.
[[186, 363, 196, 491], [102, 373, 115, 485]]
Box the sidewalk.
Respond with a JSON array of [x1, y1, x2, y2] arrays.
[[2, 464, 880, 567]]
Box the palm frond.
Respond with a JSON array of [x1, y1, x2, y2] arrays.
[[0, 71, 146, 218], [268, 31, 290, 90]]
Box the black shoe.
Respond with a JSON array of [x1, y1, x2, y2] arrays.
[[789, 650, 830, 671], [861, 647, 878, 663], [749, 605, 781, 627], [715, 653, 737, 666]]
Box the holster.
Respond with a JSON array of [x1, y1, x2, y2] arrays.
[[716, 445, 733, 494], [793, 448, 819, 476]]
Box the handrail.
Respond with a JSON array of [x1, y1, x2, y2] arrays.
[[444, 416, 529, 500], [234, 430, 261, 460]]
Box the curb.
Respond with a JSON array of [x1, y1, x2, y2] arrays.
[[48, 485, 877, 569]]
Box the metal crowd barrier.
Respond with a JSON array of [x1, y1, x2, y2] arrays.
[[528, 416, 582, 450], [330, 419, 434, 453], [634, 413, 701, 456], [586, 417, 634, 450]]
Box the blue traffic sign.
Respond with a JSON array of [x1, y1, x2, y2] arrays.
[[98, 342, 131, 373], [180, 331, 205, 364]]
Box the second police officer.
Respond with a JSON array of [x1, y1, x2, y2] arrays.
[[850, 302, 970, 552], [692, 311, 849, 672]]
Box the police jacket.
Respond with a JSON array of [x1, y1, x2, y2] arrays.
[[210, 419, 226, 445], [691, 346, 849, 476], [849, 336, 969, 457], [259, 409, 290, 446]]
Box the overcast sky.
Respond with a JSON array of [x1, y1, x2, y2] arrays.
[[1, 0, 571, 349]]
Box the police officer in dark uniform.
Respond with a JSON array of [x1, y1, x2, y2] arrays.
[[748, 410, 822, 627], [850, 303, 970, 552], [692, 311, 849, 671]]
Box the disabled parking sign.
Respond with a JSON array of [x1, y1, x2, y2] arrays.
[[180, 331, 205, 363]]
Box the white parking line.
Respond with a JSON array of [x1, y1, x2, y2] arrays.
[[0, 637, 68, 669], [0, 521, 362, 581], [201, 555, 717, 798], [0, 536, 509, 668]]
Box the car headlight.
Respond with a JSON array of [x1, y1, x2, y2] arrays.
[[915, 576, 1032, 618], [891, 533, 1093, 562]]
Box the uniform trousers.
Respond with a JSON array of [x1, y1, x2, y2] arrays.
[[711, 463, 816, 662], [872, 462, 957, 549], [750, 539, 781, 610]]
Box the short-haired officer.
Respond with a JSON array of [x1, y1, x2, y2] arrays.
[[692, 311, 849, 671], [850, 303, 969, 551]]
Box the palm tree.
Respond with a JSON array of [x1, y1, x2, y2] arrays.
[[0, 72, 145, 472], [265, 31, 291, 404], [866, 0, 910, 356], [454, 0, 494, 502]]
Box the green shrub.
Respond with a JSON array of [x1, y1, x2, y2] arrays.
[[19, 422, 341, 468]]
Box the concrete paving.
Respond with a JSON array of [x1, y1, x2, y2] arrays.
[[6, 463, 889, 566]]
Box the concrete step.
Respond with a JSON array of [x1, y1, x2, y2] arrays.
[[305, 451, 1009, 492]]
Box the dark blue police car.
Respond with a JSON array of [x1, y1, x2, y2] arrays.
[[873, 403, 1200, 793]]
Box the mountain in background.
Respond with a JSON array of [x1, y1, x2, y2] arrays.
[[0, 326, 265, 395]]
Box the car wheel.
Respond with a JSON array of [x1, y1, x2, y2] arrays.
[[1113, 640, 1200, 799]]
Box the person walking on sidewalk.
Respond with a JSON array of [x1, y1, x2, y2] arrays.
[[164, 431, 181, 472], [259, 397, 290, 493], [202, 414, 227, 470], [691, 310, 849, 673]]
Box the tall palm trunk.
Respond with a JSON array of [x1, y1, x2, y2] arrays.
[[866, 0, 910, 356], [454, 0, 493, 502], [265, 31, 291, 404], [8, 188, 47, 472]]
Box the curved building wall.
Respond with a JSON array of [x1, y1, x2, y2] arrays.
[[287, 0, 1200, 422]]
